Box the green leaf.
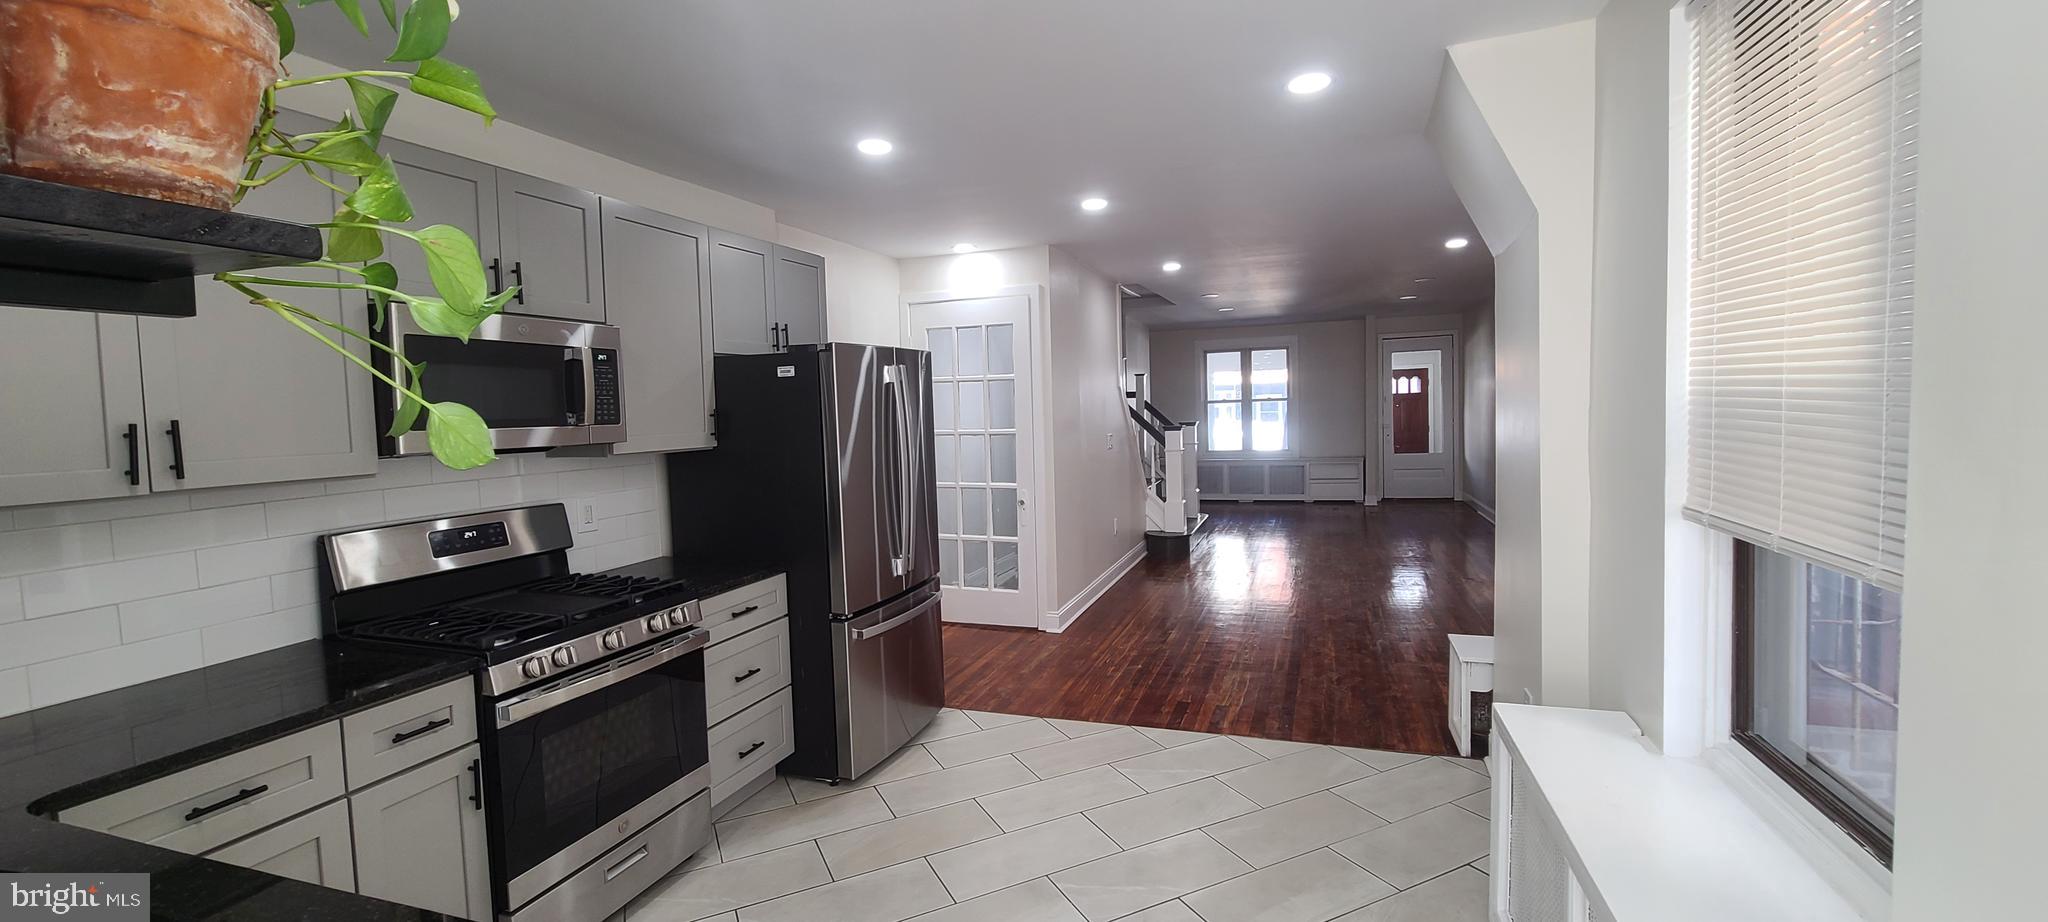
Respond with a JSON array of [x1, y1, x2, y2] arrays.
[[377, 0, 398, 29], [404, 296, 482, 340], [267, 1, 296, 57], [333, 0, 370, 35], [306, 116, 381, 175], [408, 58, 496, 124], [480, 286, 517, 317], [386, 358, 428, 437], [362, 261, 398, 329], [347, 78, 399, 145], [413, 224, 487, 316], [387, 0, 450, 62], [426, 402, 496, 470], [326, 207, 384, 262], [345, 156, 413, 222]]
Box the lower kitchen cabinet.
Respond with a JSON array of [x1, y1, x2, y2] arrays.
[[204, 799, 357, 891], [350, 742, 493, 922]]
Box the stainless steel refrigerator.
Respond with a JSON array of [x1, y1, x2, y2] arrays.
[[667, 343, 943, 781]]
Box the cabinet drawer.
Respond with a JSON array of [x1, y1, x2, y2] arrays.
[[59, 723, 345, 856], [707, 687, 793, 805], [1307, 460, 1363, 482], [342, 677, 477, 790], [204, 798, 356, 891], [1308, 480, 1363, 501], [705, 617, 790, 725], [700, 574, 788, 647]]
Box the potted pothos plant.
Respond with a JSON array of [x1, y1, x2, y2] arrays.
[[0, 0, 506, 470]]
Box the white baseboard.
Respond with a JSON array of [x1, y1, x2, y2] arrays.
[[1041, 542, 1146, 633], [1465, 496, 1496, 524]]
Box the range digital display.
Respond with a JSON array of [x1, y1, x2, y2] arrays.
[[429, 521, 509, 558]]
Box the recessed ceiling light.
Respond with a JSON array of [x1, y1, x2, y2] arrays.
[[1080, 197, 1109, 212], [1162, 261, 1182, 273], [1287, 72, 1333, 95], [1217, 307, 1235, 312], [1399, 295, 1418, 301], [1201, 292, 1221, 299], [1444, 236, 1470, 249], [952, 243, 976, 254], [856, 138, 894, 156]]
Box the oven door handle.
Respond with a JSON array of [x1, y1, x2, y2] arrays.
[[496, 630, 708, 728]]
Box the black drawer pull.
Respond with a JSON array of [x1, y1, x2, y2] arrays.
[[468, 758, 482, 811], [121, 423, 140, 486], [164, 419, 187, 480], [184, 785, 267, 821], [732, 667, 763, 683], [728, 605, 760, 620], [391, 717, 453, 745], [737, 740, 766, 759]]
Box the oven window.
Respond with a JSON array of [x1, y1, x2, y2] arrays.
[[403, 335, 573, 430]]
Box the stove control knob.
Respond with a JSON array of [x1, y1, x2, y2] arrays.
[[644, 614, 668, 633], [665, 608, 690, 628], [551, 647, 576, 668], [520, 657, 548, 679], [601, 629, 627, 651]]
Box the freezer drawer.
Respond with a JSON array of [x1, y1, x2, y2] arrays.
[[830, 585, 944, 780]]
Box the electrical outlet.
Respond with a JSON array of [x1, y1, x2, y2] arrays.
[[576, 501, 599, 533]]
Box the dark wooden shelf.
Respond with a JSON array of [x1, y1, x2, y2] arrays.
[[0, 173, 324, 318]]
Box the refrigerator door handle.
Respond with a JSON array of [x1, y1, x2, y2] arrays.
[[882, 364, 913, 577], [892, 363, 917, 577]]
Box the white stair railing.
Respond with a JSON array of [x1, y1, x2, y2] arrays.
[[1129, 379, 1199, 537]]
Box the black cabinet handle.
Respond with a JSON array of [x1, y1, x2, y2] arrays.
[[121, 423, 139, 486], [164, 419, 186, 480], [733, 667, 762, 684], [467, 758, 482, 811], [509, 260, 526, 304], [391, 717, 452, 745], [489, 257, 504, 293], [728, 605, 760, 620], [184, 785, 267, 821], [737, 740, 766, 759]]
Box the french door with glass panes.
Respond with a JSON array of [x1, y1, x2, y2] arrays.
[[911, 295, 1041, 627]]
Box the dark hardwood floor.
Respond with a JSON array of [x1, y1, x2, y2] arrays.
[[942, 500, 1494, 755]]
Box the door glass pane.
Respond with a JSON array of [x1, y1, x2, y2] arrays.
[[939, 538, 960, 587], [937, 487, 959, 534], [957, 326, 986, 376], [1207, 403, 1243, 452], [1389, 349, 1442, 455], [992, 488, 1018, 537], [935, 435, 956, 483], [988, 379, 1015, 430], [959, 434, 988, 483], [960, 486, 988, 536], [1250, 349, 1289, 398], [928, 329, 955, 377], [957, 380, 986, 430], [987, 324, 1015, 374], [932, 382, 956, 432], [1205, 352, 1242, 401], [990, 434, 1016, 484], [962, 541, 989, 589], [993, 541, 1019, 591], [1251, 400, 1287, 451]]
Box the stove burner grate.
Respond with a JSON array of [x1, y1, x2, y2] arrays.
[[354, 607, 564, 650]]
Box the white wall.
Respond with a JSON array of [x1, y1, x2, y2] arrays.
[[777, 224, 904, 346], [1046, 247, 1145, 613], [1459, 300, 1496, 517], [1889, 2, 2047, 916], [1148, 319, 1371, 461]]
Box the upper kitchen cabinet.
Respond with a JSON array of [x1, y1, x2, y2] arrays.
[[497, 171, 606, 323], [772, 245, 826, 347], [380, 138, 501, 299], [138, 169, 378, 492], [0, 310, 150, 507], [709, 230, 776, 354], [598, 200, 716, 453]]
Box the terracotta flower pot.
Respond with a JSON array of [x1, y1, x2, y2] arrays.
[[0, 0, 279, 210]]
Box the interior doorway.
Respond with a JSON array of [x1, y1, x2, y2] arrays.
[[1380, 332, 1458, 498]]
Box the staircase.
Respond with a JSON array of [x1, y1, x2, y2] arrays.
[[1128, 375, 1206, 552]]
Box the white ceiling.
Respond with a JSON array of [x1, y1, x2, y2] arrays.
[[301, 1, 1601, 327]]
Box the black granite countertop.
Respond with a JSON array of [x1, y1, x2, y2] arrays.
[[600, 557, 783, 602], [0, 638, 474, 920]]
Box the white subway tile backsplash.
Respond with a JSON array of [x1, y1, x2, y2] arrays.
[[382, 482, 483, 519], [186, 480, 326, 510], [594, 534, 665, 571], [264, 492, 386, 537], [516, 454, 602, 475], [0, 523, 114, 577], [430, 458, 511, 483], [0, 577, 22, 624], [118, 578, 273, 642], [8, 492, 190, 528], [325, 457, 433, 494], [0, 668, 28, 719], [201, 605, 320, 665], [558, 466, 627, 498], [27, 632, 205, 708], [270, 569, 319, 611], [478, 473, 559, 508], [111, 505, 267, 559], [0, 607, 121, 670], [20, 553, 198, 619], [196, 534, 320, 587]]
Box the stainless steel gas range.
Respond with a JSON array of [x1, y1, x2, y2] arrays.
[[320, 504, 711, 922]]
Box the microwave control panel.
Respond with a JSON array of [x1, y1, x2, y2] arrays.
[[592, 349, 621, 426]]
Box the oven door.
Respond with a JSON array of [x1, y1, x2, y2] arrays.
[[379, 309, 624, 455], [485, 630, 710, 913]]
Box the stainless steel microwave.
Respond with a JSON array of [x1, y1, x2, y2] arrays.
[[376, 308, 624, 457]]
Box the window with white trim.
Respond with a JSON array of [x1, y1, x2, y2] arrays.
[[1203, 348, 1289, 453]]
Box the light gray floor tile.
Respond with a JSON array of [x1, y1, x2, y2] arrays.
[[962, 710, 1036, 730], [913, 709, 985, 744], [925, 719, 1068, 767], [1016, 726, 1162, 778], [1111, 737, 1267, 792], [928, 814, 1120, 901], [1442, 755, 1488, 778], [630, 842, 829, 921], [1134, 726, 1218, 749], [1231, 736, 1319, 759], [1329, 759, 1488, 822], [1046, 718, 1121, 739], [1201, 790, 1388, 868], [1182, 848, 1395, 922], [737, 858, 953, 922], [1112, 901, 1204, 922], [788, 744, 943, 803], [906, 878, 1084, 922], [674, 831, 722, 875], [1217, 747, 1378, 807], [1330, 867, 1489, 922], [1329, 804, 1489, 889], [1452, 790, 1489, 819], [722, 776, 795, 819], [1084, 777, 1259, 849], [1050, 830, 1251, 922], [714, 788, 894, 860], [878, 754, 1040, 815], [816, 800, 1003, 879], [631, 910, 734, 922], [1333, 747, 1431, 772], [975, 764, 1146, 832]]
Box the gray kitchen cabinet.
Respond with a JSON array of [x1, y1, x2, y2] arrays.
[[772, 244, 826, 347], [137, 166, 378, 492], [350, 742, 492, 922], [599, 199, 716, 453], [709, 230, 776, 354], [498, 171, 606, 323], [381, 138, 501, 299], [0, 310, 150, 507], [204, 800, 357, 892]]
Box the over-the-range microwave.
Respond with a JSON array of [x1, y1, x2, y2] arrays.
[[375, 307, 624, 457]]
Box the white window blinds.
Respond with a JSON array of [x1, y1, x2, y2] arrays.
[[1685, 0, 1920, 592]]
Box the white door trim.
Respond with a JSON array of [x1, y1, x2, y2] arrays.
[[902, 285, 1057, 630], [1377, 329, 1462, 499]]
